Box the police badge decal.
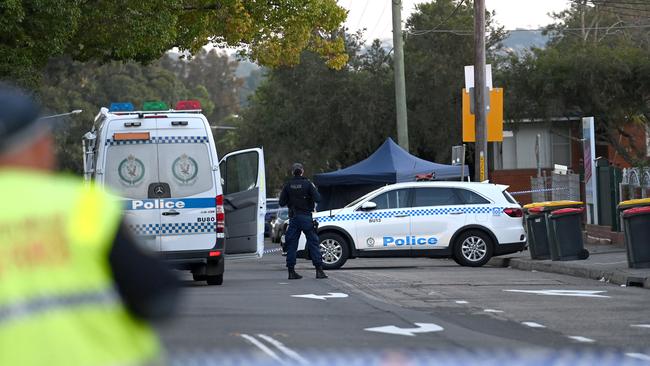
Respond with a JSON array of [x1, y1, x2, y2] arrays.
[[118, 155, 145, 186], [172, 154, 198, 185]]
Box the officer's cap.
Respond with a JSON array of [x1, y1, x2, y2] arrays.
[[0, 83, 43, 153]]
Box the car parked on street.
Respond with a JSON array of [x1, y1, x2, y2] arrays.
[[297, 182, 526, 269], [265, 198, 280, 237], [271, 208, 290, 243]]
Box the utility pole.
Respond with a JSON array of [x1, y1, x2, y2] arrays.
[[392, 0, 409, 151], [473, 0, 488, 181]]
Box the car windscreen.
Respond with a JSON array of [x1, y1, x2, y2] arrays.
[[158, 143, 214, 197], [104, 144, 158, 199]]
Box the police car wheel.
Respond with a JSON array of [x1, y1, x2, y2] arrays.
[[453, 230, 493, 267], [318, 233, 349, 270], [206, 274, 223, 285]]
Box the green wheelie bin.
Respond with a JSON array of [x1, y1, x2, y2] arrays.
[[617, 198, 650, 231], [622, 206, 650, 269], [522, 201, 584, 260], [547, 207, 589, 261]]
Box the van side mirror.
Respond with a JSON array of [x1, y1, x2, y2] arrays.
[[360, 201, 377, 211]]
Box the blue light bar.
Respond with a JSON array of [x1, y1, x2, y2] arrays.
[[109, 102, 135, 112]]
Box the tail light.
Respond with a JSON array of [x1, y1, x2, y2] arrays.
[[504, 208, 523, 218], [216, 194, 225, 236]]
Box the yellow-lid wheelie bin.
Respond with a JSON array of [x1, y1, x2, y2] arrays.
[[523, 201, 586, 261]]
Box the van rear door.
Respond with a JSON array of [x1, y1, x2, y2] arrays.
[[219, 148, 266, 258], [157, 118, 218, 252]]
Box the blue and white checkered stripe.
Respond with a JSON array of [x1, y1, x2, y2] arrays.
[[317, 207, 504, 223], [105, 136, 209, 146], [129, 222, 215, 236]]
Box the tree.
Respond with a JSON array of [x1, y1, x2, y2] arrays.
[[1, 0, 348, 88]]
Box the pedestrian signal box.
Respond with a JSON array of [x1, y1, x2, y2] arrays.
[[462, 88, 503, 142]]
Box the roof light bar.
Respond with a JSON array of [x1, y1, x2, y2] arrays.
[[109, 102, 135, 112], [175, 100, 202, 110], [142, 101, 169, 111]]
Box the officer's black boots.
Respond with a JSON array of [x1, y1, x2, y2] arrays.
[[316, 267, 328, 279], [288, 268, 303, 280]]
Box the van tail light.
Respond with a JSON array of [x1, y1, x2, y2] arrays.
[[216, 194, 225, 234], [504, 208, 523, 218]]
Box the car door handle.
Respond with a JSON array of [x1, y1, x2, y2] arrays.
[[162, 210, 180, 216], [394, 214, 410, 218], [450, 211, 465, 215]]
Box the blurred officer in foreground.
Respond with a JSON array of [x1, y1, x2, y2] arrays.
[[0, 83, 178, 366], [279, 163, 327, 280]]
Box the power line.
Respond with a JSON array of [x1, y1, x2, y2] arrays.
[[409, 0, 466, 36], [406, 23, 650, 36], [368, 1, 389, 40], [355, 0, 371, 31]]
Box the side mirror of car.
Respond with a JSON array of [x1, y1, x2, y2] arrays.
[[360, 201, 377, 211]]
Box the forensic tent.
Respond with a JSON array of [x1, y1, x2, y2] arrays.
[[314, 138, 467, 210]]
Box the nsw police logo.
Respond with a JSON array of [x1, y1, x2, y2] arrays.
[[118, 155, 145, 186], [366, 237, 375, 247], [172, 154, 198, 185]]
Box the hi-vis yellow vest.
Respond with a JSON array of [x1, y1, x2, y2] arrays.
[[0, 170, 159, 366]]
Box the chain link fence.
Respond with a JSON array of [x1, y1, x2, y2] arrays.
[[530, 172, 581, 202]]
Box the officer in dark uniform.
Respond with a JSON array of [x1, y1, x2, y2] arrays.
[[279, 163, 327, 280]]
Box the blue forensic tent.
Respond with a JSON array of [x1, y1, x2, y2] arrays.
[[314, 138, 467, 210]]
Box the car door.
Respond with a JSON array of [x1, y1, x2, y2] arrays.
[[409, 187, 467, 250], [156, 123, 218, 252], [354, 188, 412, 251], [102, 125, 161, 252], [219, 148, 266, 258]]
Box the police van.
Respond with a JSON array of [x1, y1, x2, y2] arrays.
[[83, 100, 266, 285], [297, 181, 526, 269]]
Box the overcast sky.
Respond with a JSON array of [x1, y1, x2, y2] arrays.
[[341, 0, 571, 43]]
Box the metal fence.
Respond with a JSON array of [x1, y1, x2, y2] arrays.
[[530, 172, 581, 202], [619, 167, 650, 201]]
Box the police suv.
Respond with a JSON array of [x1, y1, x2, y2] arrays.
[[83, 100, 266, 285], [297, 182, 526, 269]]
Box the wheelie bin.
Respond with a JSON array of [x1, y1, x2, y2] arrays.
[[547, 207, 589, 261], [522, 201, 584, 260], [622, 206, 650, 269], [617, 198, 650, 231]]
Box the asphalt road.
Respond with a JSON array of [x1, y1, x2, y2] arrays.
[[157, 240, 650, 365]]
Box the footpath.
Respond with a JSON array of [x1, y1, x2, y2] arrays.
[[489, 243, 650, 289]]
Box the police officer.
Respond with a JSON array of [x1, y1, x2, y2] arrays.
[[0, 83, 177, 366], [279, 163, 327, 280]]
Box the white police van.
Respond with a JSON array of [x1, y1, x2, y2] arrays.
[[83, 100, 266, 285], [297, 181, 526, 269]]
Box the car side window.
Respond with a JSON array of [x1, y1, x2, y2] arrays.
[[368, 189, 410, 210], [455, 189, 491, 204], [412, 188, 463, 207]]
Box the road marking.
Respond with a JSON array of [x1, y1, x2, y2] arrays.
[[240, 334, 285, 364], [626, 353, 650, 361], [567, 336, 595, 343], [522, 322, 546, 328], [483, 309, 504, 313], [364, 322, 444, 337], [257, 334, 308, 365], [504, 289, 610, 298], [631, 324, 650, 329], [291, 292, 348, 300], [455, 300, 468, 304], [278, 282, 288, 285]]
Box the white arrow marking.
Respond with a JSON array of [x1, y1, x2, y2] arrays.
[[568, 336, 595, 343], [522, 322, 546, 328], [504, 289, 610, 298], [291, 292, 348, 300], [626, 353, 650, 361], [484, 309, 504, 313], [364, 323, 444, 337], [631, 324, 650, 329]]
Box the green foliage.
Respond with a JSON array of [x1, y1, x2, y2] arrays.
[[1, 0, 348, 88]]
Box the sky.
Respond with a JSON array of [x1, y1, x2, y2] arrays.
[[341, 0, 572, 43]]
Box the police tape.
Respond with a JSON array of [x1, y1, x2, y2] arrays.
[[510, 187, 570, 196]]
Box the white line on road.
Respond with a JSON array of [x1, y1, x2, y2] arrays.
[[631, 324, 650, 329], [504, 289, 610, 298], [455, 300, 468, 304], [483, 309, 504, 313], [291, 292, 348, 300], [626, 353, 650, 361], [567, 336, 595, 343], [240, 334, 285, 364], [522, 322, 546, 328], [258, 334, 308, 365], [364, 323, 444, 336]]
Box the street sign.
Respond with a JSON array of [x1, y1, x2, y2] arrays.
[[464, 64, 493, 90], [462, 88, 504, 142], [583, 117, 598, 225]]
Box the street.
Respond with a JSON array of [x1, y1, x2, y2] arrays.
[[158, 240, 650, 365]]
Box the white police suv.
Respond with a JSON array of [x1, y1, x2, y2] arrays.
[[83, 100, 266, 285], [297, 182, 526, 269]]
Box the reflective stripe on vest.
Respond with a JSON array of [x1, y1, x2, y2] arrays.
[[0, 170, 159, 366]]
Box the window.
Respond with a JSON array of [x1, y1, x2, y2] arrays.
[[158, 143, 215, 198], [105, 144, 158, 199], [278, 209, 289, 220], [368, 189, 410, 210], [220, 151, 259, 195], [551, 131, 571, 167], [412, 188, 462, 207], [502, 190, 517, 204], [455, 189, 490, 204], [267, 202, 280, 210]]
